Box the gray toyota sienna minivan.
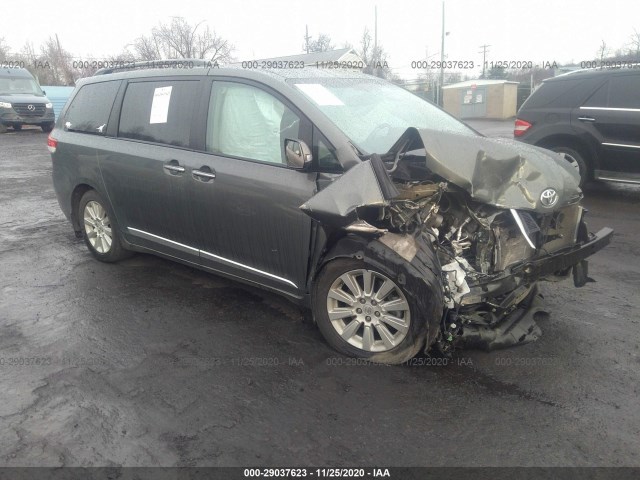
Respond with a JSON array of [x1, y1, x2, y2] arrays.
[[50, 61, 612, 363]]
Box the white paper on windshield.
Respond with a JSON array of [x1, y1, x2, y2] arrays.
[[149, 86, 172, 124], [294, 83, 344, 106]]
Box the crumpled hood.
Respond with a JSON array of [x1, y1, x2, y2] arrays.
[[389, 128, 583, 212]]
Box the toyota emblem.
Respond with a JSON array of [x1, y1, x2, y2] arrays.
[[27, 104, 35, 111], [540, 188, 558, 208]]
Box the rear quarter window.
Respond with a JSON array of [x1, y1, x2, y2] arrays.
[[118, 80, 198, 148], [522, 78, 604, 109], [64, 81, 120, 134], [608, 74, 640, 109]]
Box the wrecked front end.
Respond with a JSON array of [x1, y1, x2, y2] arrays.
[[302, 128, 613, 354]]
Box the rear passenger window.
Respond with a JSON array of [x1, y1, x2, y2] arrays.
[[608, 75, 640, 109], [524, 79, 596, 108], [582, 81, 609, 107], [64, 81, 120, 135], [118, 80, 198, 147]]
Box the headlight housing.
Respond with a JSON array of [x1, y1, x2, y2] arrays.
[[0, 101, 12, 109], [45, 102, 53, 109]]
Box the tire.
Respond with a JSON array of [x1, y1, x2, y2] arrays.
[[12, 124, 22, 131], [41, 123, 54, 133], [550, 146, 590, 186], [78, 190, 130, 262], [0, 124, 7, 134], [313, 258, 427, 364]]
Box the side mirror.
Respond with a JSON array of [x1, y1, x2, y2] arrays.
[[42, 90, 46, 96], [285, 139, 313, 169]]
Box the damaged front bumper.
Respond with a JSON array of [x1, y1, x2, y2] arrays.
[[446, 225, 612, 352], [462, 226, 613, 308], [511, 227, 613, 284]]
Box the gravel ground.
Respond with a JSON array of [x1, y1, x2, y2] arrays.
[[0, 127, 638, 467]]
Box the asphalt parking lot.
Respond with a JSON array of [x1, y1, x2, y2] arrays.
[[0, 126, 639, 467]]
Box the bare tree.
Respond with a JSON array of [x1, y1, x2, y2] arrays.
[[487, 65, 507, 79], [358, 28, 394, 80], [133, 35, 162, 61], [0, 38, 8, 62], [629, 28, 640, 59], [40, 36, 75, 85], [307, 33, 334, 53], [133, 17, 234, 63], [12, 36, 75, 86], [597, 40, 610, 66]]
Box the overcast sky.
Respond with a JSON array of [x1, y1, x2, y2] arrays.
[[4, 0, 640, 79]]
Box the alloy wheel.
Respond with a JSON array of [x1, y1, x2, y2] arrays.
[[83, 201, 113, 254], [326, 269, 411, 352]]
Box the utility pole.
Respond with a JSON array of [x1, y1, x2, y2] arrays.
[[479, 44, 491, 78], [438, 1, 445, 106], [304, 25, 311, 54], [374, 5, 378, 51], [55, 33, 72, 86]]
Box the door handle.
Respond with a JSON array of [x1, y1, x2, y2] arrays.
[[163, 164, 185, 173], [578, 116, 596, 122], [192, 170, 216, 181]]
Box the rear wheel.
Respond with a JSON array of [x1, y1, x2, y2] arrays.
[[550, 146, 590, 186], [78, 190, 130, 262], [313, 259, 426, 364]]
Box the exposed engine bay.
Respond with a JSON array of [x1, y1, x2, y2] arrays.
[[301, 128, 613, 354], [348, 153, 592, 353]]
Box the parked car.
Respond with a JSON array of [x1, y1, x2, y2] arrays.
[[0, 67, 55, 133], [49, 62, 612, 363], [515, 68, 640, 185]]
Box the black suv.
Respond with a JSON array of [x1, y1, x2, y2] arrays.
[[0, 67, 55, 133], [49, 61, 611, 363], [515, 68, 640, 184]]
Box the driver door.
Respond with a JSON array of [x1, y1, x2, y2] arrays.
[[184, 80, 317, 295]]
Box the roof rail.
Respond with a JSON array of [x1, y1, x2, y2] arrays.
[[94, 59, 213, 76], [555, 62, 640, 78]]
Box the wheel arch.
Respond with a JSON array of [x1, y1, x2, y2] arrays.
[[535, 134, 598, 173], [314, 232, 446, 354], [70, 183, 98, 235]]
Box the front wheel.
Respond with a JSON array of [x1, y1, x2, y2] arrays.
[[12, 123, 22, 131], [78, 190, 130, 262], [313, 259, 427, 364], [41, 123, 54, 133]]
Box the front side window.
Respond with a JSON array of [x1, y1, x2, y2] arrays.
[[118, 80, 198, 147], [64, 81, 120, 135], [206, 82, 301, 164], [315, 130, 341, 172]]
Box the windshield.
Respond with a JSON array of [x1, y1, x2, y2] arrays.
[[291, 77, 475, 153], [0, 77, 44, 96]]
